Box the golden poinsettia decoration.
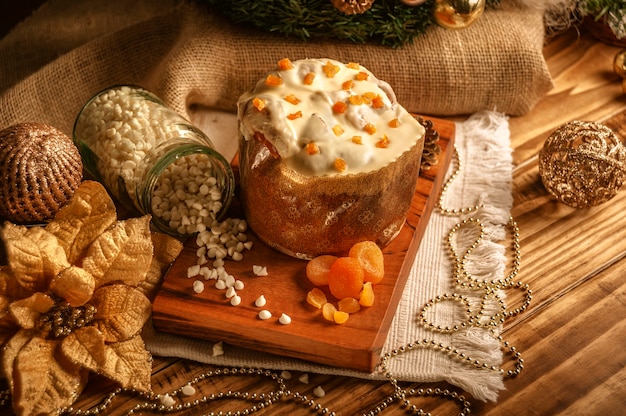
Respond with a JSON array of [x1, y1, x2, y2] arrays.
[[0, 181, 183, 416]]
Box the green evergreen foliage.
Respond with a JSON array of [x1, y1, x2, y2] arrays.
[[196, 0, 501, 47]]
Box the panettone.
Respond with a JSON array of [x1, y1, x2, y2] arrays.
[[237, 58, 425, 259], [0, 123, 83, 223]]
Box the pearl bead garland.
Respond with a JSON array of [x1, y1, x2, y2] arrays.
[[0, 145, 530, 416]]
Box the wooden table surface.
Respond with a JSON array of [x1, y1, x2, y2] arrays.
[[3, 25, 626, 416]]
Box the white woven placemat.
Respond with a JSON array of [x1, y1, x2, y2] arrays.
[[145, 110, 513, 402]]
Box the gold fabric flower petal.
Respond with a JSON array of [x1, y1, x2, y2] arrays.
[[82, 216, 153, 288], [0, 269, 33, 299], [2, 329, 35, 391], [100, 334, 152, 392], [49, 266, 95, 307], [45, 180, 118, 265], [91, 285, 151, 343], [11, 334, 87, 416], [9, 292, 55, 330], [1, 224, 70, 293], [0, 295, 19, 346], [61, 326, 107, 370], [139, 232, 183, 300]]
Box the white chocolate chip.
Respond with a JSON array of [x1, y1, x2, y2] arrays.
[[192, 280, 205, 294], [159, 394, 176, 407], [281, 370, 292, 380], [298, 373, 309, 384], [279, 313, 292, 325], [230, 295, 242, 306], [313, 386, 326, 398], [212, 341, 224, 356], [181, 385, 196, 396], [225, 286, 237, 299], [253, 265, 268, 276], [258, 310, 272, 320], [187, 264, 200, 277], [255, 295, 267, 307]]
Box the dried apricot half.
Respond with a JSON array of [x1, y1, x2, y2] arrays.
[[349, 241, 384, 284], [306, 254, 337, 286], [327, 257, 364, 300]]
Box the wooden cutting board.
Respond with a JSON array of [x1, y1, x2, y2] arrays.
[[152, 117, 454, 373]]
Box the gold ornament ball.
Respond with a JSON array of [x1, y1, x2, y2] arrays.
[[538, 120, 626, 208], [614, 49, 626, 78], [433, 0, 485, 30]]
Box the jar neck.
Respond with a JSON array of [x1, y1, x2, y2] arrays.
[[137, 141, 235, 238]]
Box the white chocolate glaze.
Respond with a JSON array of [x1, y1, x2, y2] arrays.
[[238, 58, 425, 175]]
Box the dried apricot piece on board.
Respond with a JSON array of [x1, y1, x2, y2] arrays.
[[333, 310, 350, 324], [306, 287, 328, 309], [349, 241, 384, 284], [322, 302, 337, 322], [327, 257, 364, 300], [306, 254, 337, 286], [359, 282, 375, 307], [338, 297, 361, 314]]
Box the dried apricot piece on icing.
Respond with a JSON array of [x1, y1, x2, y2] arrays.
[[306, 254, 337, 286], [277, 58, 294, 70], [359, 282, 375, 307], [327, 257, 364, 300], [349, 241, 384, 284]]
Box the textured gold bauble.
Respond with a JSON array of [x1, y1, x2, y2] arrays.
[[433, 0, 485, 30], [539, 120, 626, 208]]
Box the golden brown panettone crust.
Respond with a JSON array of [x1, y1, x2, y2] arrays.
[[0, 122, 83, 223], [238, 131, 424, 259]]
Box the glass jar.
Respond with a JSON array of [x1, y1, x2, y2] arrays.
[[73, 85, 235, 238]]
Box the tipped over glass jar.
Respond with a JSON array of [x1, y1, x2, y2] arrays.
[[73, 85, 235, 238]]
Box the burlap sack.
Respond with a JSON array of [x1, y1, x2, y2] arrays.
[[0, 0, 552, 136]]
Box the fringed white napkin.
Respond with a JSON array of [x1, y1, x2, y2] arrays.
[[144, 110, 513, 402]]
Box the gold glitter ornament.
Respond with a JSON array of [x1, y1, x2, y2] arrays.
[[614, 50, 626, 78], [613, 50, 626, 94], [330, 0, 375, 15], [539, 120, 626, 208], [433, 0, 485, 30]]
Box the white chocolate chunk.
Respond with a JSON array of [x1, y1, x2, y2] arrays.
[[313, 386, 326, 398], [159, 394, 176, 407], [192, 280, 205, 294], [258, 310, 272, 320], [253, 265, 268, 276], [181, 385, 196, 396], [255, 295, 267, 307], [230, 295, 242, 306]]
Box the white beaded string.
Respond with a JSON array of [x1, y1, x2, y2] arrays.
[[0, 144, 530, 416]]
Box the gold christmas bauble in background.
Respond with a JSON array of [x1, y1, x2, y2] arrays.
[[614, 50, 626, 78], [433, 0, 485, 30], [539, 121, 626, 208], [613, 50, 626, 94]]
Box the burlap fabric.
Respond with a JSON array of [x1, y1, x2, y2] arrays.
[[0, 0, 552, 136]]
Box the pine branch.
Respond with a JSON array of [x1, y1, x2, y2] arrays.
[[195, 0, 501, 48]]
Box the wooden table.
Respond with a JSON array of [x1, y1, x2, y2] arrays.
[[4, 25, 626, 416]]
